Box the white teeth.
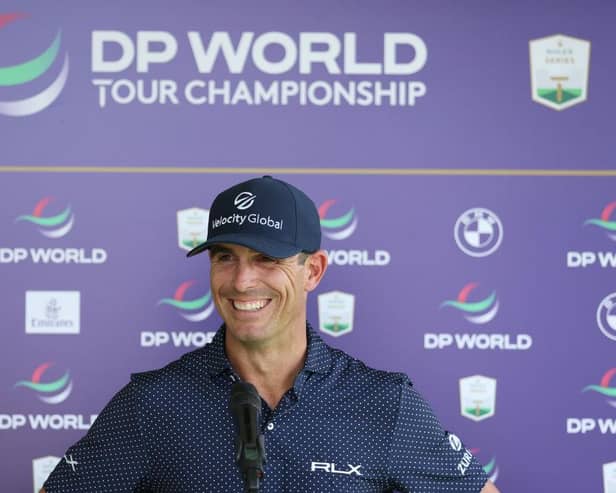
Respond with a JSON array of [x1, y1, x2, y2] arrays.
[[233, 300, 267, 311]]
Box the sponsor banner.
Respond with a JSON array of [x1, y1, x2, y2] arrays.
[[25, 291, 80, 335], [140, 280, 217, 348], [567, 202, 616, 269], [529, 34, 590, 111], [325, 249, 390, 267], [567, 251, 616, 269], [0, 16, 426, 115], [0, 197, 108, 264], [566, 418, 616, 435], [0, 247, 107, 264], [0, 5, 614, 493], [91, 31, 428, 109], [0, 414, 97, 431], [425, 333, 532, 351], [4, 364, 97, 432], [140, 331, 216, 348], [566, 369, 616, 435], [319, 199, 391, 267], [425, 283, 532, 350]]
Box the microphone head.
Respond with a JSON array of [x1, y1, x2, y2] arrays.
[[230, 381, 261, 413]]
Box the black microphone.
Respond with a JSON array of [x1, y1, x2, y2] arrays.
[[230, 382, 266, 492]]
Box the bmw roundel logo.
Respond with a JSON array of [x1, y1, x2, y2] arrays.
[[454, 208, 503, 258]]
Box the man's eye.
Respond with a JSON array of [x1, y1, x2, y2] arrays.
[[215, 254, 232, 262], [258, 255, 276, 263]]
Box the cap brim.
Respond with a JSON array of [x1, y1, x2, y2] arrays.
[[186, 233, 303, 259]]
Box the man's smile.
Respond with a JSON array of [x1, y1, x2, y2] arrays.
[[231, 299, 272, 312]]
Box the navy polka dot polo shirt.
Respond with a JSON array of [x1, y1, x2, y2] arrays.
[[44, 325, 488, 492]]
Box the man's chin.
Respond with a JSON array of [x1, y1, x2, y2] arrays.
[[226, 324, 273, 345]]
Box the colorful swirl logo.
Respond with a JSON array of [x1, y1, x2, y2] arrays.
[[583, 368, 616, 408], [16, 197, 74, 238], [14, 362, 73, 404], [470, 449, 498, 483], [585, 202, 616, 241], [441, 282, 499, 324], [0, 13, 68, 116], [158, 280, 214, 322], [318, 199, 357, 240]]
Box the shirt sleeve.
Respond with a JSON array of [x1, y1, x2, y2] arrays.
[[387, 380, 489, 493], [43, 382, 151, 492]]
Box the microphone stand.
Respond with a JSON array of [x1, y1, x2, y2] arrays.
[[230, 382, 267, 493], [235, 433, 266, 492]]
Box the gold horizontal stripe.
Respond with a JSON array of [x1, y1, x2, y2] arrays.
[[0, 165, 615, 177]]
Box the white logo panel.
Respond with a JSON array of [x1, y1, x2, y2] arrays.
[[318, 291, 355, 337], [33, 456, 61, 493], [529, 34, 591, 111], [605, 461, 616, 493], [26, 291, 80, 335], [459, 375, 497, 422], [177, 208, 209, 251]]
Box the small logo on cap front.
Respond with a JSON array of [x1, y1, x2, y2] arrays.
[[234, 192, 256, 210]]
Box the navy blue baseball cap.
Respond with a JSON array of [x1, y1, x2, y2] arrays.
[[186, 176, 321, 259]]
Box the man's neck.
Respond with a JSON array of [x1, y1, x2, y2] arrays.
[[225, 324, 308, 409]]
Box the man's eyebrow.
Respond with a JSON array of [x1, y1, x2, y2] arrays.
[[209, 245, 233, 256]]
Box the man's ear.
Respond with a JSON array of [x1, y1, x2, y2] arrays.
[[304, 250, 328, 292]]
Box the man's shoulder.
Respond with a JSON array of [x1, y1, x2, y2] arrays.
[[129, 346, 211, 391], [327, 345, 412, 397]]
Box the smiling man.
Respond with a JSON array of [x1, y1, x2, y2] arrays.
[[42, 176, 499, 493]]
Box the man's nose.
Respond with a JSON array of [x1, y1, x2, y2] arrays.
[[232, 259, 258, 292]]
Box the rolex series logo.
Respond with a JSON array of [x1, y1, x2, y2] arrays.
[[529, 34, 590, 111]]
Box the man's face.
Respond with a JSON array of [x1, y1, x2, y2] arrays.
[[208, 243, 316, 346]]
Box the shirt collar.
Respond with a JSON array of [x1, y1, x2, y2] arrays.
[[203, 326, 232, 376], [204, 322, 332, 376], [303, 322, 332, 374]]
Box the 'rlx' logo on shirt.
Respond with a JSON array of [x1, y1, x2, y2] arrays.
[[310, 462, 363, 476]]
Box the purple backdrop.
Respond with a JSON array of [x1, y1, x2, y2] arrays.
[[1, 2, 615, 492]]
